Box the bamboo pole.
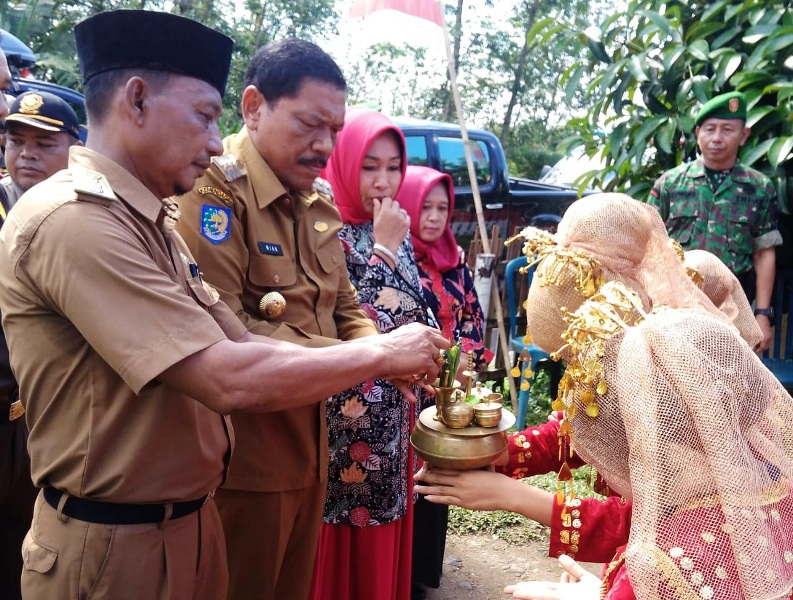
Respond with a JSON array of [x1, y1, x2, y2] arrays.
[[438, 4, 517, 407]]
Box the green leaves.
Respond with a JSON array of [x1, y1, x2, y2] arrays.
[[551, 0, 793, 207]]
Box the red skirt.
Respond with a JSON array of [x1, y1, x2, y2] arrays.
[[309, 486, 414, 600]]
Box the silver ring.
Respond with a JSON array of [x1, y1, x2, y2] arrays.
[[400, 208, 408, 217]]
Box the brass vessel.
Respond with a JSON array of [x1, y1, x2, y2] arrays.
[[473, 393, 503, 427], [411, 406, 515, 470], [413, 383, 515, 470], [440, 388, 474, 428]]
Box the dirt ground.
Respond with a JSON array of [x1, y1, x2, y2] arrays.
[[424, 532, 602, 600]]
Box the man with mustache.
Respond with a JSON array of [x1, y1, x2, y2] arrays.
[[177, 39, 378, 600], [1, 91, 82, 208], [648, 91, 782, 353]]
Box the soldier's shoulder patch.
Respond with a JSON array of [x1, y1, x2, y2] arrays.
[[73, 168, 116, 202], [197, 185, 235, 207], [313, 177, 334, 199], [200, 204, 233, 245], [211, 154, 247, 183]]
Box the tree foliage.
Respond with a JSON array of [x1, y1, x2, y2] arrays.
[[0, 0, 338, 133], [533, 0, 793, 206], [1, 0, 619, 183]]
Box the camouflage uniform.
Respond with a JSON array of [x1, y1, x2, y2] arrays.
[[648, 158, 782, 277]]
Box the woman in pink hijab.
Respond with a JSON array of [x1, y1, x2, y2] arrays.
[[398, 165, 493, 597], [310, 107, 435, 600]]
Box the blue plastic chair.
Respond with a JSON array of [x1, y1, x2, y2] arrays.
[[504, 256, 551, 428]]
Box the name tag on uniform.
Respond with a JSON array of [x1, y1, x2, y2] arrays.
[[258, 242, 283, 256]]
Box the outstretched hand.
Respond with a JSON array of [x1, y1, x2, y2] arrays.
[[503, 555, 601, 600], [370, 322, 449, 388], [414, 464, 513, 512]]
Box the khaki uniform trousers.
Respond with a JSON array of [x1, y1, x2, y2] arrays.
[[21, 492, 228, 600], [216, 480, 326, 600]]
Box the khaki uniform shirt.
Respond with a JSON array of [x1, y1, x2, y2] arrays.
[[0, 147, 247, 503], [177, 128, 377, 492], [0, 176, 23, 209]]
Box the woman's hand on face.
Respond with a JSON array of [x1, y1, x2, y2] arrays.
[[372, 196, 410, 256], [503, 555, 601, 600]]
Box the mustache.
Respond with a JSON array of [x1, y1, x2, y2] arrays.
[[298, 156, 328, 169]]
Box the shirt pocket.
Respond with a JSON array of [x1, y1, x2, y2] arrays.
[[316, 237, 346, 275], [248, 254, 297, 289], [667, 201, 698, 245], [727, 202, 754, 256], [21, 529, 57, 574]]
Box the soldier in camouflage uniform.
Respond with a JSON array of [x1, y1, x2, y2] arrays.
[[648, 91, 782, 352]]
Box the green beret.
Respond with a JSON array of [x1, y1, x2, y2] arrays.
[[695, 92, 747, 127]]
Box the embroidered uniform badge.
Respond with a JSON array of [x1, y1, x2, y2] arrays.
[[198, 185, 234, 207], [211, 154, 246, 182], [313, 177, 334, 198], [201, 205, 232, 244], [73, 168, 115, 200], [314, 221, 329, 232], [19, 93, 44, 114]]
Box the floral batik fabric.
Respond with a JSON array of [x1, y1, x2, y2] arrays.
[[323, 222, 433, 526], [417, 260, 493, 375]]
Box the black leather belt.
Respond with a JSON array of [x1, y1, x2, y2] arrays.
[[43, 487, 209, 525]]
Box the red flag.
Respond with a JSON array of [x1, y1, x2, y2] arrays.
[[350, 0, 443, 27]]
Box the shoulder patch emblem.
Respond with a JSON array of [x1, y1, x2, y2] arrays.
[[313, 177, 334, 198], [198, 185, 234, 207], [201, 205, 232, 245], [73, 168, 115, 201], [211, 154, 246, 182]]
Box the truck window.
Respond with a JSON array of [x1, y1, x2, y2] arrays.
[[404, 135, 429, 166], [438, 137, 492, 188]]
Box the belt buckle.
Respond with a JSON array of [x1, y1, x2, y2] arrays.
[[9, 400, 24, 421]]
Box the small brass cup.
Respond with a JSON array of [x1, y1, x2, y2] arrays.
[[474, 393, 503, 427]]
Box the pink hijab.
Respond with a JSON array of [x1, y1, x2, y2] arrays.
[[322, 106, 407, 225], [398, 165, 460, 273]]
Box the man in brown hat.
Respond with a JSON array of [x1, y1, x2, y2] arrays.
[[0, 10, 446, 600], [1, 90, 82, 208]]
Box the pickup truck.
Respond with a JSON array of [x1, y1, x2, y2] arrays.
[[391, 116, 584, 242]]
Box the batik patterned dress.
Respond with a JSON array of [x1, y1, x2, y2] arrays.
[[417, 258, 493, 376], [323, 221, 433, 526]]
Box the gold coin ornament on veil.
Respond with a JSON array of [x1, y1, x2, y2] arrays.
[[259, 291, 287, 319]]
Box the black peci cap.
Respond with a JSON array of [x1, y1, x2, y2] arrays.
[[6, 91, 81, 139], [74, 10, 234, 97]]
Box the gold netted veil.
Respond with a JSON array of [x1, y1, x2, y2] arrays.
[[520, 193, 793, 599], [683, 248, 764, 351]]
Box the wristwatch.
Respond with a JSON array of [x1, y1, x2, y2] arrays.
[[754, 307, 775, 319]]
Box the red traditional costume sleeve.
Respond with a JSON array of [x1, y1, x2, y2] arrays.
[[549, 495, 632, 563], [497, 420, 586, 479]]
